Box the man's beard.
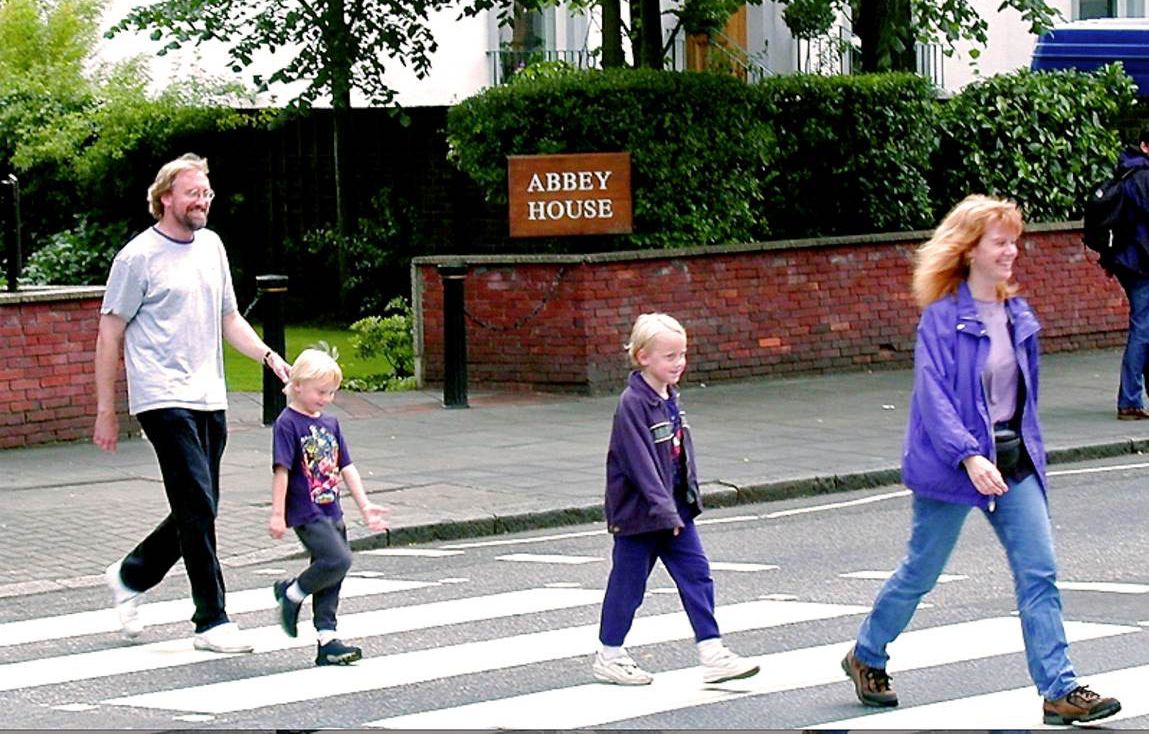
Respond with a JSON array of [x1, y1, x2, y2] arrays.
[[177, 208, 208, 231]]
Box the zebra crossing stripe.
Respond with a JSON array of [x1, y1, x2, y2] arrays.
[[363, 618, 1139, 730], [806, 663, 1149, 730], [0, 587, 601, 692], [0, 577, 434, 648], [1057, 581, 1149, 594], [103, 599, 869, 714]]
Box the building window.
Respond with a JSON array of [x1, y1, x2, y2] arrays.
[[1079, 0, 1115, 17]]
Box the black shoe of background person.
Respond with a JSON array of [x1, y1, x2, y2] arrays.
[[273, 579, 302, 638], [1117, 406, 1149, 420]]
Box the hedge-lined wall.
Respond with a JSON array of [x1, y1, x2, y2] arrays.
[[447, 66, 1137, 250], [414, 224, 1126, 394]]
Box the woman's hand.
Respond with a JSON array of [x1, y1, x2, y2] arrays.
[[962, 455, 1008, 496]]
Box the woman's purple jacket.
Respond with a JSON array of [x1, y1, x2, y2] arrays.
[[604, 371, 703, 535], [901, 281, 1047, 508]]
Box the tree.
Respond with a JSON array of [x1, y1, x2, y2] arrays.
[[0, 0, 242, 244], [778, 0, 1060, 73], [107, 0, 458, 312]]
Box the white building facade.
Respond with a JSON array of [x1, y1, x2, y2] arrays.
[[95, 0, 1146, 108]]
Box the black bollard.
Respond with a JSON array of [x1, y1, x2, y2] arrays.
[[2, 174, 21, 293], [257, 274, 289, 426], [438, 263, 469, 408]]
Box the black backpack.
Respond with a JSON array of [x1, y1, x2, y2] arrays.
[[1082, 168, 1133, 264]]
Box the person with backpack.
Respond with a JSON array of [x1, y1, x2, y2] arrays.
[[1107, 126, 1149, 420]]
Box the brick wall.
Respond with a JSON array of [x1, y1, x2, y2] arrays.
[[0, 288, 134, 449], [413, 223, 1128, 394]]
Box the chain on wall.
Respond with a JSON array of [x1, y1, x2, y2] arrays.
[[462, 266, 570, 332]]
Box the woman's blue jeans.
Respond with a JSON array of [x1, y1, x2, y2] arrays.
[[854, 474, 1077, 701]]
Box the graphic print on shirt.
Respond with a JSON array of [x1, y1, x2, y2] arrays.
[[300, 424, 341, 505]]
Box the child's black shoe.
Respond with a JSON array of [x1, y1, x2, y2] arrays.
[[316, 639, 362, 666], [273, 579, 302, 638]]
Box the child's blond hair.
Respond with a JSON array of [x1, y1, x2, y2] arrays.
[[626, 313, 686, 368], [284, 348, 343, 394]]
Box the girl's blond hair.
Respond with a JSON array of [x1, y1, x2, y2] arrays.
[[626, 313, 686, 368], [147, 153, 209, 221], [912, 194, 1023, 308], [285, 349, 343, 393]]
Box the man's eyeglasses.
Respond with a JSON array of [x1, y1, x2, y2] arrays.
[[184, 189, 216, 202]]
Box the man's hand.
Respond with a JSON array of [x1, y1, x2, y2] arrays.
[[93, 410, 119, 452], [266, 352, 291, 384]]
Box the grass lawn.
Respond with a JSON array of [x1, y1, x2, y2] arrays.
[[224, 324, 394, 392]]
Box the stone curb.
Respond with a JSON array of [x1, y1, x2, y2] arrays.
[[331, 438, 1148, 553]]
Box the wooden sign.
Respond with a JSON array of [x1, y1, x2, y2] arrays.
[[507, 152, 632, 238]]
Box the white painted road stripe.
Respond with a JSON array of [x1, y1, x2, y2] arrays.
[[709, 562, 779, 572], [496, 553, 602, 565], [762, 490, 911, 518], [0, 587, 601, 692], [443, 529, 604, 549], [104, 599, 869, 714], [365, 618, 1138, 730], [0, 577, 433, 648], [839, 570, 967, 583], [807, 663, 1149, 730], [361, 548, 465, 557], [1048, 461, 1149, 477], [1057, 581, 1149, 594]]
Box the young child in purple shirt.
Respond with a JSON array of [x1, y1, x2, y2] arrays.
[[594, 313, 759, 686], [270, 349, 388, 666]]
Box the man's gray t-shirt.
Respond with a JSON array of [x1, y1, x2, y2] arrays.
[[100, 227, 238, 414]]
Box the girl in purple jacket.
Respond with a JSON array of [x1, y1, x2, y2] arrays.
[[841, 195, 1121, 725], [593, 313, 759, 687]]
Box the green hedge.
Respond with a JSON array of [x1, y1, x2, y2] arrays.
[[933, 63, 1136, 222], [447, 64, 1139, 246], [755, 72, 938, 238], [447, 68, 776, 248]]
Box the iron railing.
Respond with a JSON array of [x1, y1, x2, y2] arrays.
[[487, 49, 599, 86]]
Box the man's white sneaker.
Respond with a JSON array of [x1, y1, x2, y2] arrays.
[[592, 650, 654, 686], [193, 622, 254, 654], [701, 647, 760, 684], [104, 560, 144, 640]]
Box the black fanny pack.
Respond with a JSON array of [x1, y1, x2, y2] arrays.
[[994, 426, 1022, 475]]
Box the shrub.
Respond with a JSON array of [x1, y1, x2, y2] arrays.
[[283, 187, 414, 319], [21, 215, 130, 285], [345, 296, 415, 392], [753, 72, 939, 238], [447, 68, 777, 248], [932, 63, 1137, 222]]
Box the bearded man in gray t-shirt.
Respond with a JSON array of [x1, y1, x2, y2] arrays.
[[93, 153, 291, 653]]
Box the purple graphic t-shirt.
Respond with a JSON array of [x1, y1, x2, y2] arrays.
[[272, 407, 353, 527]]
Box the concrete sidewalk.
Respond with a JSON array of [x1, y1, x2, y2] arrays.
[[3, 347, 1147, 598]]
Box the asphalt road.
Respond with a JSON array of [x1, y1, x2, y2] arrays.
[[0, 455, 1145, 731]]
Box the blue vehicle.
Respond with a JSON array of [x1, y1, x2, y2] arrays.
[[1031, 19, 1149, 94]]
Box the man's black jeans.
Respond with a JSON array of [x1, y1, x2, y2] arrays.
[[120, 408, 229, 633]]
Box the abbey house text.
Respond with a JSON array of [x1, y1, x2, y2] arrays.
[[508, 152, 633, 238]]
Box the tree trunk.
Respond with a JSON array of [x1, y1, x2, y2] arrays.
[[855, 0, 915, 72], [601, 0, 624, 68], [326, 0, 354, 315], [638, 0, 664, 70]]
